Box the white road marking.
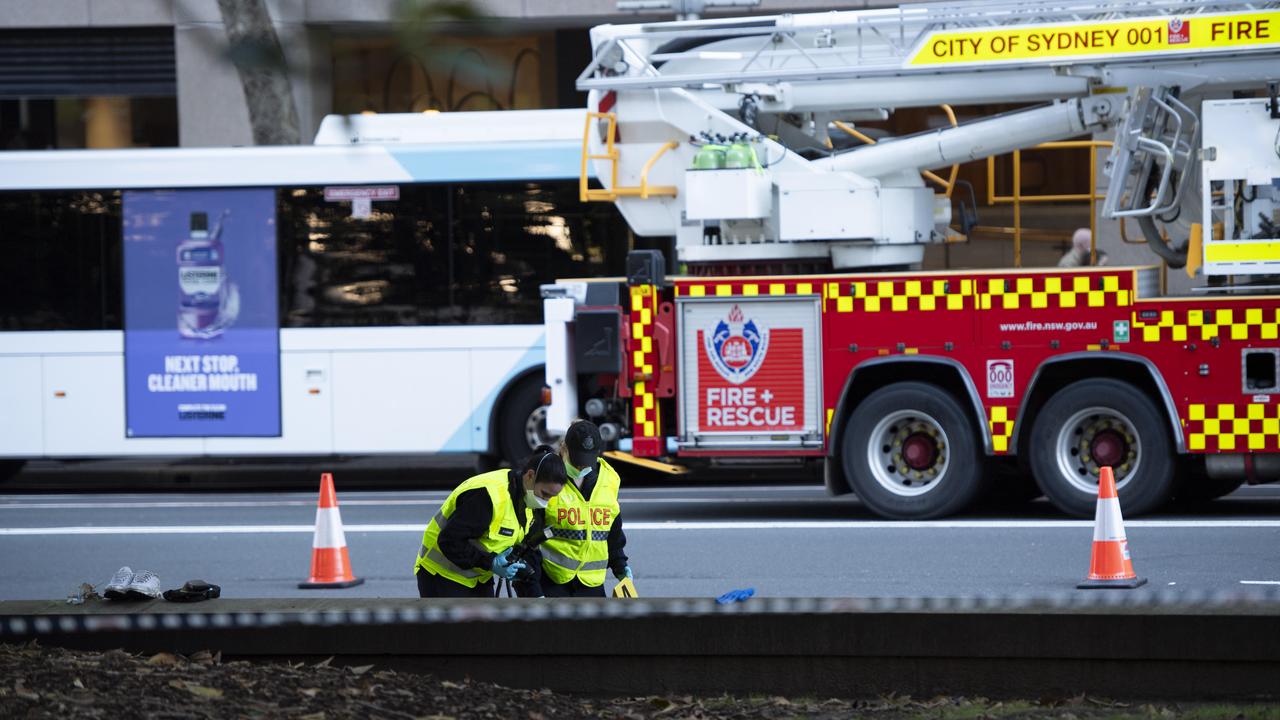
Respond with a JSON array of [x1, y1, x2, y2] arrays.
[[4, 519, 1280, 535], [1239, 580, 1280, 585], [0, 497, 833, 510]]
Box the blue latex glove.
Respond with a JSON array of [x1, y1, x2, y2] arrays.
[[491, 548, 526, 581], [716, 588, 755, 604], [613, 565, 633, 581]]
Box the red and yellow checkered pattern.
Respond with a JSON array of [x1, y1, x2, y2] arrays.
[[675, 281, 818, 298], [1186, 403, 1280, 451], [977, 274, 1131, 311], [629, 285, 661, 439], [988, 406, 1015, 453], [1133, 307, 1280, 343], [827, 278, 974, 313]]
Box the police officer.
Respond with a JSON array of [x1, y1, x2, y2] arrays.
[[414, 445, 566, 598], [541, 420, 631, 597]]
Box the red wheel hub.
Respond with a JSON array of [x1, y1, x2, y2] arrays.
[[1090, 430, 1126, 467], [902, 433, 936, 470]]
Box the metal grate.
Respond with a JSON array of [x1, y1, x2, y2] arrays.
[[0, 27, 176, 98]]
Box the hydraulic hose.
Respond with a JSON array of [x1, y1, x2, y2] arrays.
[[1137, 215, 1188, 269]]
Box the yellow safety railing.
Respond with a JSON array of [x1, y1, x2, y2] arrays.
[[985, 140, 1112, 267], [580, 112, 679, 203]]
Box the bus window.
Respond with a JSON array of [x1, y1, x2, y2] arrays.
[[280, 180, 632, 328], [451, 180, 630, 325], [0, 190, 122, 331], [278, 184, 450, 328]]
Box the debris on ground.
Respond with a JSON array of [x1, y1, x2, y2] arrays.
[[64, 584, 100, 606], [2, 642, 1278, 719]]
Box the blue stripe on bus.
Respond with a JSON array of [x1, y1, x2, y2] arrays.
[[389, 142, 591, 183]]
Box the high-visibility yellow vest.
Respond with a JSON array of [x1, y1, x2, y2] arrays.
[[542, 458, 620, 587], [414, 470, 530, 588]]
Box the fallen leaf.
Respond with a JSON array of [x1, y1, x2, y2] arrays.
[[648, 696, 675, 710], [314, 656, 334, 669], [299, 714, 325, 720], [347, 664, 374, 676], [185, 684, 224, 700], [148, 653, 180, 666], [14, 679, 39, 701], [439, 680, 464, 690], [300, 688, 320, 698], [73, 678, 85, 689]]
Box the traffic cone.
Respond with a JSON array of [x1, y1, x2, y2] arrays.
[[1077, 466, 1146, 589], [298, 473, 364, 589]]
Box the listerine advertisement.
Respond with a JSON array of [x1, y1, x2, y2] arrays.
[[123, 189, 281, 437]]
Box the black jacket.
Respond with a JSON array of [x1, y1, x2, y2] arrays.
[[436, 470, 540, 594]]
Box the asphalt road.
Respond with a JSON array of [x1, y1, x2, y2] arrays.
[[3, 482, 1280, 601]]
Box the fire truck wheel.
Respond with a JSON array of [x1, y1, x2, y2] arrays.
[[841, 382, 984, 519], [1029, 378, 1175, 518], [496, 374, 560, 467]]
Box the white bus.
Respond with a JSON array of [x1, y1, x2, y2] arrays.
[[0, 109, 638, 478]]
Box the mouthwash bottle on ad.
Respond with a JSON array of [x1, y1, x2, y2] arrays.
[[176, 211, 226, 338]]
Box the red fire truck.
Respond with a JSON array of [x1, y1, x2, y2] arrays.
[[542, 1, 1280, 518]]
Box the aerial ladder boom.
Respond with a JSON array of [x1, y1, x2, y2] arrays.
[[577, 0, 1280, 272]]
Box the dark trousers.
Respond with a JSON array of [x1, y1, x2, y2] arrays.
[[416, 569, 494, 598], [542, 576, 607, 598]]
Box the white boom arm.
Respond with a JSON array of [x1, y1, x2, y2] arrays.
[[579, 0, 1280, 271]]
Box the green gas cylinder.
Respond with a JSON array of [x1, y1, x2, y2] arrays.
[[691, 144, 726, 170], [724, 142, 754, 169]]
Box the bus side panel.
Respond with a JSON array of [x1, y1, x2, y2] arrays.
[[0, 356, 43, 456], [204, 351, 333, 455], [331, 349, 472, 453], [465, 342, 546, 453], [42, 354, 202, 456]]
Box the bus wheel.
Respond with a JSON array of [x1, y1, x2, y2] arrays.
[[841, 381, 983, 519], [1029, 378, 1175, 518], [496, 373, 560, 466]]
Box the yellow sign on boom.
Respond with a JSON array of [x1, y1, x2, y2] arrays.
[[909, 10, 1280, 66]]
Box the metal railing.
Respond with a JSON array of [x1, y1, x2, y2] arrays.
[[580, 112, 679, 203], [986, 140, 1112, 267]]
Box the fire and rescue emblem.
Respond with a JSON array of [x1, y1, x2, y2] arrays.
[[1167, 18, 1190, 44], [705, 304, 768, 384]]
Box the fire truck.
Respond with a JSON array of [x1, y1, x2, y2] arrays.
[[542, 0, 1280, 519]]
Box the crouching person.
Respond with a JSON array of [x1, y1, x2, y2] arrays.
[[414, 445, 566, 598], [542, 420, 631, 597]]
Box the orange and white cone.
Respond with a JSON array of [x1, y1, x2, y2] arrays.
[[1077, 466, 1146, 589], [298, 473, 364, 589]]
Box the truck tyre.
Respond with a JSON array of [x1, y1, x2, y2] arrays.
[[841, 381, 984, 519], [496, 372, 558, 467], [1173, 458, 1243, 506], [1029, 378, 1175, 518]]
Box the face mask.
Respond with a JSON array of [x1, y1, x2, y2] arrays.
[[524, 489, 549, 510], [565, 460, 594, 482]]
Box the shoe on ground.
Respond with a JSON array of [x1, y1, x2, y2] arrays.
[[162, 580, 221, 603], [124, 570, 162, 600], [103, 566, 134, 600]]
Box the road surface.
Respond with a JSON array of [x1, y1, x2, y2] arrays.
[[3, 481, 1279, 600]]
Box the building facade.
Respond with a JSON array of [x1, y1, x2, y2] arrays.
[[0, 0, 929, 149]]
